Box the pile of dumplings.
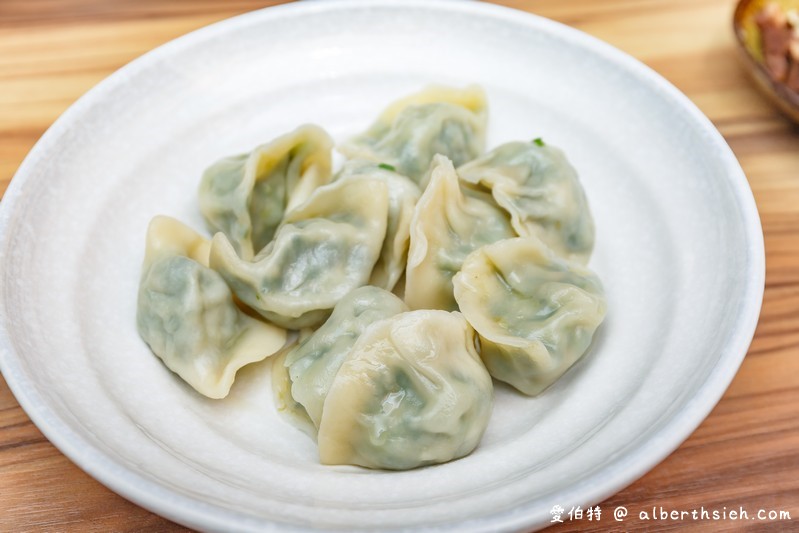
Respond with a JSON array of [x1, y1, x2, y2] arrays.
[[136, 86, 607, 470]]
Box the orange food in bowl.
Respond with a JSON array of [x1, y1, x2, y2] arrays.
[[734, 0, 799, 122]]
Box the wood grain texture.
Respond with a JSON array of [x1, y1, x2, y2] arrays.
[[0, 0, 797, 531]]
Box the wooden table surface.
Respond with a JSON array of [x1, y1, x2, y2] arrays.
[[1, 0, 797, 531]]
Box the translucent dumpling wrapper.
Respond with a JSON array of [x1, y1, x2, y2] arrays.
[[339, 85, 488, 184], [404, 155, 515, 311], [453, 237, 606, 396], [335, 160, 421, 291], [457, 140, 595, 264], [270, 330, 317, 437], [198, 124, 333, 259], [209, 177, 389, 329], [317, 310, 493, 470], [136, 216, 287, 399], [284, 286, 409, 428]]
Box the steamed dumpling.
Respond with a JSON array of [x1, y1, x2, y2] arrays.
[[284, 286, 408, 427], [457, 140, 594, 263], [140, 214, 211, 268], [339, 86, 487, 184], [209, 177, 389, 329], [336, 160, 421, 290], [453, 237, 606, 396], [317, 310, 493, 470], [136, 216, 287, 399], [404, 155, 515, 311], [198, 125, 333, 259], [271, 330, 317, 437]]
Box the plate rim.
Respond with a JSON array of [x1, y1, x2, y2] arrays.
[[0, 1, 765, 531]]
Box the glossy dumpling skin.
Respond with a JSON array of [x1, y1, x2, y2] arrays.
[[339, 85, 487, 184], [198, 125, 333, 259], [336, 160, 421, 291], [284, 286, 408, 428], [457, 141, 595, 264], [317, 310, 493, 470], [405, 155, 515, 311], [140, 214, 211, 269], [209, 177, 389, 329], [453, 237, 606, 396], [271, 331, 317, 437], [136, 216, 287, 399]]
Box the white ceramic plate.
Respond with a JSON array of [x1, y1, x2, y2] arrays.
[[0, 1, 764, 531]]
